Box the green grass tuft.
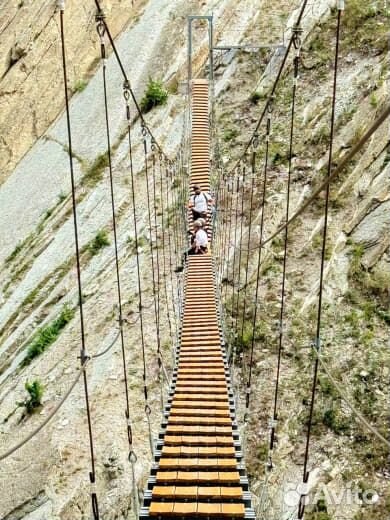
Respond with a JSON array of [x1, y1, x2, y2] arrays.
[[22, 305, 75, 366], [82, 152, 109, 187], [88, 230, 110, 256], [19, 380, 44, 414], [73, 79, 88, 93], [140, 78, 168, 113]]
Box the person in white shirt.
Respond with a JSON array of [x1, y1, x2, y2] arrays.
[[192, 220, 208, 254], [188, 185, 213, 222]]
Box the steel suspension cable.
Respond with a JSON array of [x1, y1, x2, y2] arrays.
[[268, 26, 302, 469], [229, 168, 242, 334], [244, 103, 273, 422], [227, 0, 309, 176], [235, 103, 390, 255], [221, 177, 234, 287], [158, 152, 174, 341], [95, 13, 136, 469], [164, 159, 179, 342], [223, 176, 236, 322], [141, 125, 166, 410], [150, 139, 170, 390], [234, 163, 248, 337], [93, 0, 166, 157], [173, 152, 185, 318], [123, 81, 154, 457], [59, 4, 99, 518], [239, 135, 259, 346], [298, 6, 343, 517]]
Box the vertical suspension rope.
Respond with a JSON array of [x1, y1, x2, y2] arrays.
[[239, 134, 259, 346], [298, 6, 343, 518], [165, 159, 179, 342], [159, 152, 174, 341], [234, 163, 248, 335], [142, 125, 166, 411], [95, 12, 137, 493], [269, 25, 302, 466], [172, 152, 184, 320], [244, 101, 273, 424], [222, 178, 235, 303], [230, 164, 242, 332], [123, 81, 154, 458], [150, 138, 169, 396], [59, 4, 99, 518]]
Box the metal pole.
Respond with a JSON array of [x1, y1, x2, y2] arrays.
[[209, 15, 214, 82], [188, 17, 192, 87]]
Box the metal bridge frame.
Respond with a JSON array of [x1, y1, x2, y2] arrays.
[[187, 15, 214, 86]]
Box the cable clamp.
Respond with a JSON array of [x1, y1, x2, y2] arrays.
[[56, 0, 65, 11], [79, 350, 91, 365], [312, 336, 321, 351], [266, 454, 273, 471], [123, 79, 131, 92], [268, 418, 277, 429], [267, 96, 274, 117], [89, 480, 97, 495], [95, 9, 106, 22]]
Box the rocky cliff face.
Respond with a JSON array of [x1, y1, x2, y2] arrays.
[[215, 2, 390, 519], [0, 1, 389, 519]]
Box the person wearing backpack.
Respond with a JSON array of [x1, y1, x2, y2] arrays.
[[188, 185, 213, 222]]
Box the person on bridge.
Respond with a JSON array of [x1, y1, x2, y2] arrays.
[[188, 185, 213, 223], [190, 220, 208, 255]]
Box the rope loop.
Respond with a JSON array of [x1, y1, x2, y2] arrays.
[[128, 450, 138, 464], [96, 20, 106, 39], [251, 132, 259, 150], [267, 96, 274, 117], [292, 24, 302, 50], [145, 403, 152, 416], [123, 80, 131, 102], [151, 137, 156, 152], [141, 121, 148, 138]]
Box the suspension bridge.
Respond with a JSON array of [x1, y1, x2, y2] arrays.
[[1, 1, 389, 519]]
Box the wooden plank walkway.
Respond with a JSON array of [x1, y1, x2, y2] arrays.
[[140, 80, 254, 519]]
